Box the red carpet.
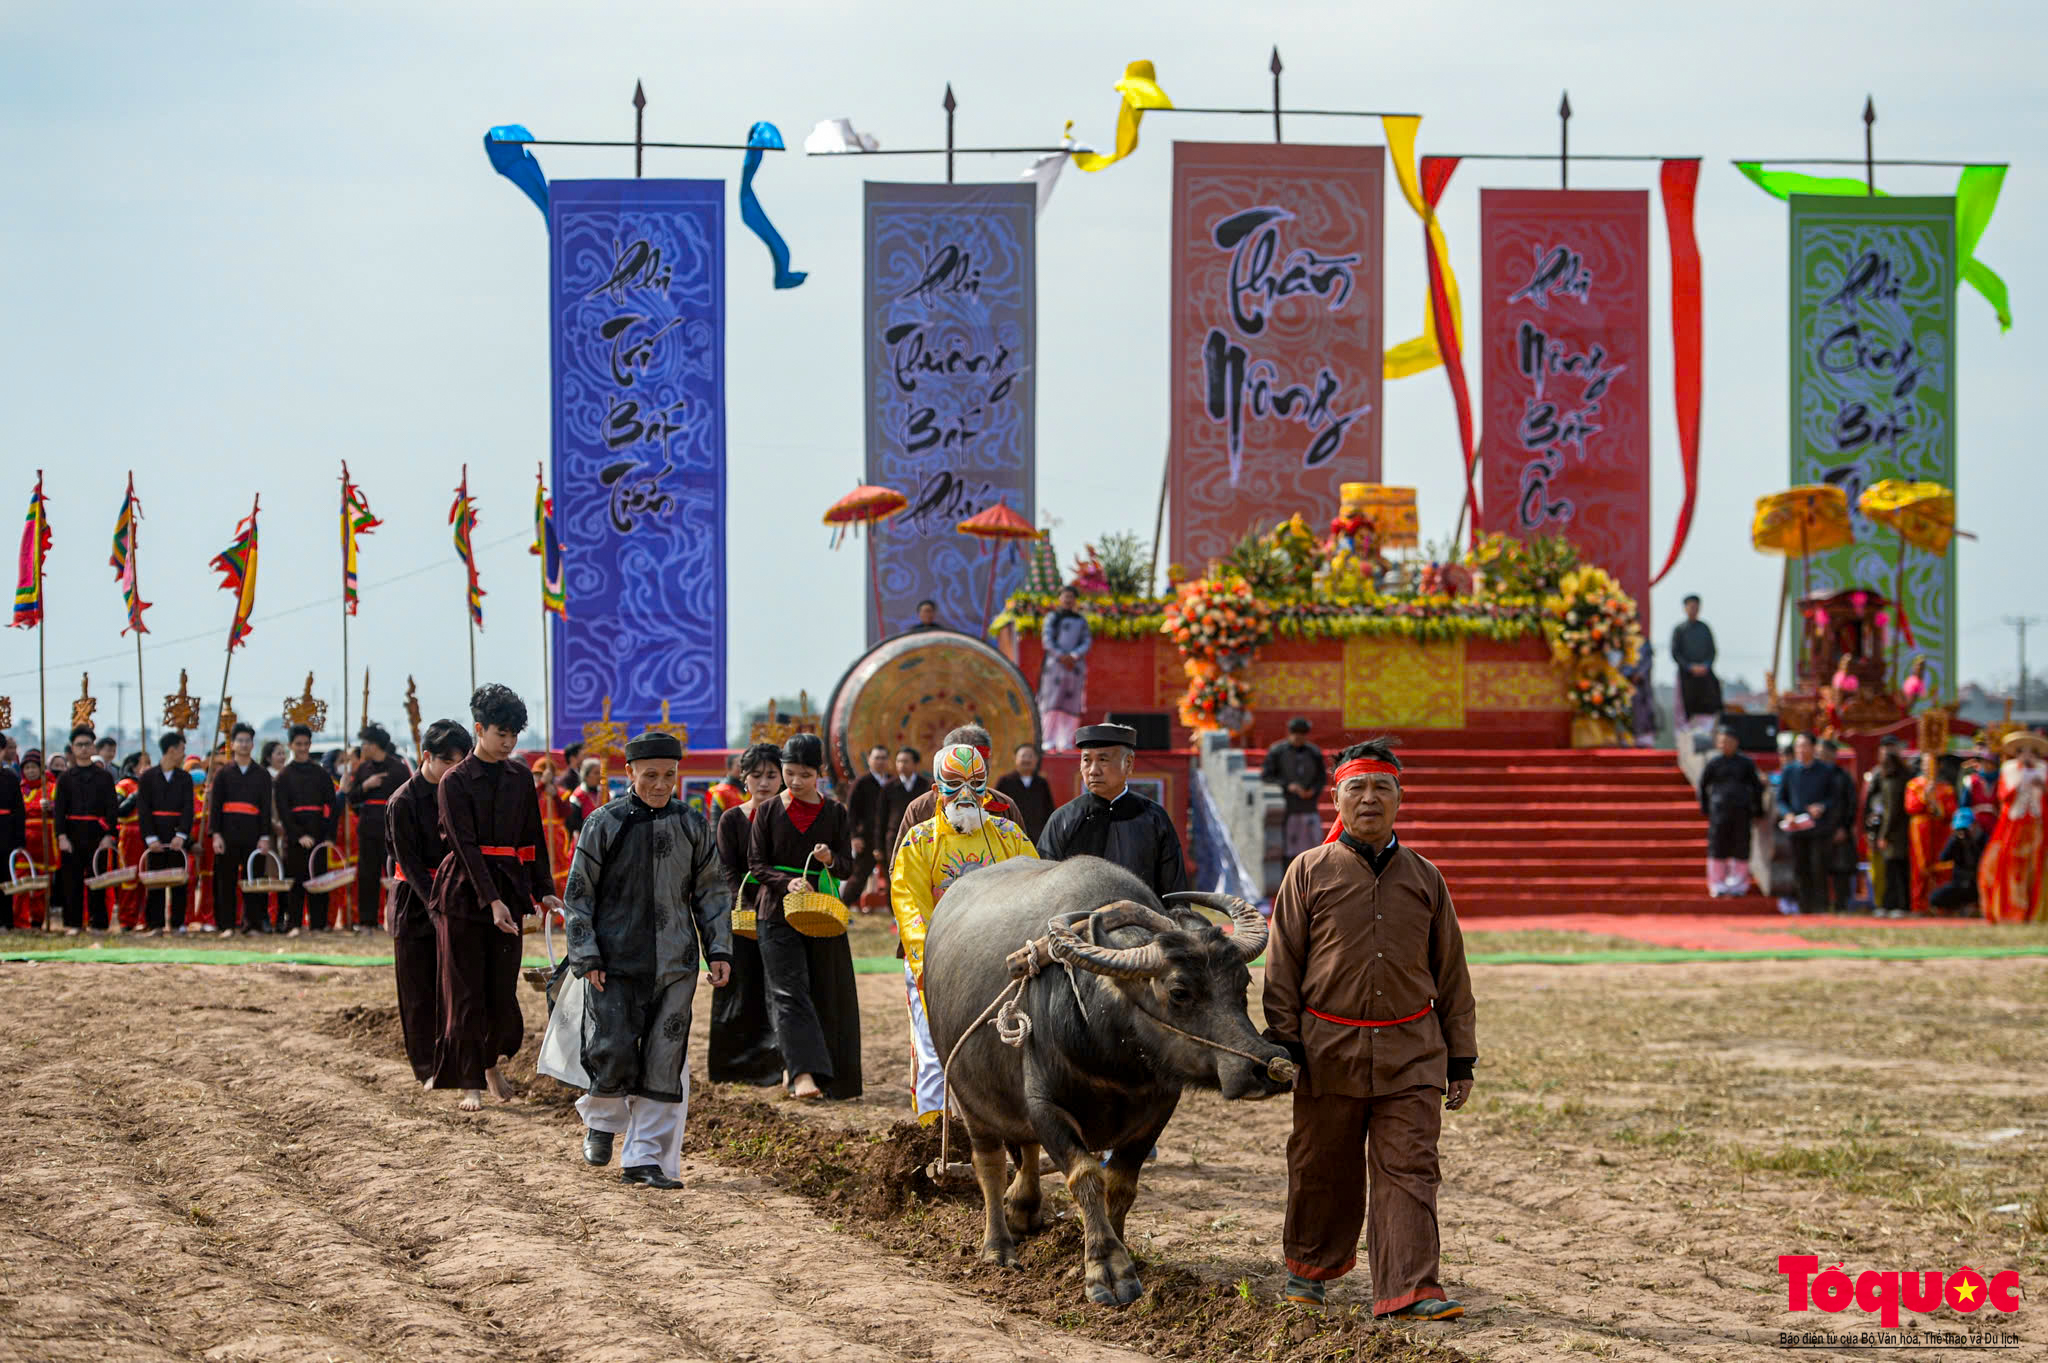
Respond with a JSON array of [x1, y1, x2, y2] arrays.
[[1334, 748, 1744, 918]]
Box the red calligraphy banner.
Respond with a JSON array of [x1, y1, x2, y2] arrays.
[[1478, 189, 1651, 618], [1170, 143, 1384, 573]]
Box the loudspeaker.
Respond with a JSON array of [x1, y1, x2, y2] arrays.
[[1105, 711, 1172, 751], [1718, 710, 1778, 753]]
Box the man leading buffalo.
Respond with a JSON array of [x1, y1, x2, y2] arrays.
[[1261, 737, 1477, 1321]]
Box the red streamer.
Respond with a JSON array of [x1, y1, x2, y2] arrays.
[[1420, 157, 1476, 544], [1650, 160, 1703, 586]]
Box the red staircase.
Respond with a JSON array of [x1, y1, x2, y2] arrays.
[[1321, 748, 1771, 917]]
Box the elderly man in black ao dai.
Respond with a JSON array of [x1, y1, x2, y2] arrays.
[[562, 731, 733, 1190]]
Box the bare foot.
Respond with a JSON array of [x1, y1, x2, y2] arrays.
[[219, 930, 235, 939], [421, 1078, 434, 1091], [285, 928, 301, 939], [789, 1074, 823, 1101], [64, 928, 80, 938], [458, 1090, 483, 1112], [484, 1067, 515, 1103]]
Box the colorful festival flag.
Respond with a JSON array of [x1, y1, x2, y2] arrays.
[[1070, 60, 1173, 173], [450, 466, 484, 629], [11, 470, 51, 630], [531, 463, 566, 618], [340, 461, 381, 617], [109, 472, 150, 636], [211, 495, 261, 651]]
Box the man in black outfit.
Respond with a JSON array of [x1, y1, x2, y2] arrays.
[[276, 723, 339, 935], [207, 722, 274, 935], [995, 741, 1059, 844], [838, 744, 891, 908], [53, 725, 119, 933], [1262, 717, 1330, 861], [1777, 733, 1837, 915], [344, 722, 412, 934], [1819, 739, 1861, 912], [137, 732, 196, 933], [1037, 723, 1187, 900]]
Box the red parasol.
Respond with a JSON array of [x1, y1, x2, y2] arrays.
[[824, 485, 907, 636], [957, 502, 1042, 632]]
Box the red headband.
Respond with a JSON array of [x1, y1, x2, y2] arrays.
[[1323, 759, 1400, 843]]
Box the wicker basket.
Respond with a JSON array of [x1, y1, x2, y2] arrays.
[[3, 848, 50, 898], [240, 848, 293, 895], [84, 845, 138, 892], [730, 877, 759, 940], [302, 840, 356, 896], [137, 845, 191, 889], [783, 853, 848, 939]]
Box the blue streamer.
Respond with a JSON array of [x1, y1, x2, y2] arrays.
[[484, 124, 549, 221], [739, 121, 807, 289]]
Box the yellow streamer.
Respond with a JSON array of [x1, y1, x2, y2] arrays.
[[1071, 60, 1173, 172], [1380, 114, 1463, 381]]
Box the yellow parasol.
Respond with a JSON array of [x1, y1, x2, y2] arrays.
[[1857, 479, 1973, 682], [1752, 485, 1855, 692]]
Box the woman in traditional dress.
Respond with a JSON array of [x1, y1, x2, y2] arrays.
[[711, 742, 785, 1086], [1037, 584, 1092, 752], [1903, 751, 1959, 916], [1979, 731, 2047, 925], [747, 732, 861, 1102]]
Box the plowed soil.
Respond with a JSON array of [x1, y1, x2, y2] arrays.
[[1, 952, 2041, 1362]]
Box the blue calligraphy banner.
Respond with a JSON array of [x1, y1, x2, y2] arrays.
[[550, 179, 726, 746], [863, 182, 1036, 643]]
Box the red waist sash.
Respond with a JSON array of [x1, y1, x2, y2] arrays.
[[64, 814, 110, 827], [480, 845, 535, 862], [290, 805, 329, 814], [221, 801, 263, 817], [1305, 1002, 1434, 1028]]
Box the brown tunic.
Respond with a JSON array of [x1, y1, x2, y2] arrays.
[[431, 753, 554, 921], [1262, 835, 1477, 1098]]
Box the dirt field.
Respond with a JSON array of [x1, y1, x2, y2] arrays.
[[1, 950, 2041, 1362]]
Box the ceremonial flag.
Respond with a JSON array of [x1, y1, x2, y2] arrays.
[[532, 464, 565, 617], [211, 495, 260, 651], [11, 470, 50, 630], [340, 461, 381, 616], [109, 473, 150, 636], [450, 466, 484, 629]]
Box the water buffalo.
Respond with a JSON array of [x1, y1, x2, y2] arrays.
[[922, 855, 1293, 1306]]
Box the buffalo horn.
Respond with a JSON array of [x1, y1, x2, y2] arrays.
[[1047, 902, 1169, 980], [1164, 891, 1269, 961]]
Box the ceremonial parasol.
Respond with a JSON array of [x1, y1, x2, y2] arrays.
[[1857, 479, 1973, 682], [824, 484, 907, 636], [956, 501, 1041, 633], [1752, 485, 1854, 690]]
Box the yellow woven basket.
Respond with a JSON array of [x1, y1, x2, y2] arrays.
[[84, 846, 138, 893], [783, 853, 848, 939], [4, 849, 51, 897], [137, 845, 190, 889]]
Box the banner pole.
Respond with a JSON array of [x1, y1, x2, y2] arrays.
[[1559, 91, 1572, 189], [1149, 444, 1169, 595], [540, 595, 551, 752], [1863, 97, 1876, 196], [342, 598, 350, 747], [943, 84, 956, 184], [1269, 47, 1283, 143]]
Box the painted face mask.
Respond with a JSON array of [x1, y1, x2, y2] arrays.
[[934, 743, 989, 834]]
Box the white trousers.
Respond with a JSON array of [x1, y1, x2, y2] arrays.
[[1043, 710, 1080, 753], [905, 963, 946, 1124], [577, 1064, 691, 1179]]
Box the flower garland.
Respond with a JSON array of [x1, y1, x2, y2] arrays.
[[1163, 579, 1271, 733], [1541, 566, 1646, 723]]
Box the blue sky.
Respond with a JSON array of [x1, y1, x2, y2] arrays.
[[1, 1, 2039, 746]]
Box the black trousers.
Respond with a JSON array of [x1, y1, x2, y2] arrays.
[[211, 840, 264, 931], [756, 913, 862, 1099], [354, 837, 387, 930], [1789, 832, 1829, 913], [392, 926, 441, 1085], [56, 840, 110, 930], [281, 838, 333, 930], [709, 932, 783, 1084], [431, 913, 525, 1091], [1882, 855, 1911, 913]]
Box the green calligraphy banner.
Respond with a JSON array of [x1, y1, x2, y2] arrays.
[[1788, 195, 1956, 696]]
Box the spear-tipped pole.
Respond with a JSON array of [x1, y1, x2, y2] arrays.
[[1863, 95, 1876, 195], [633, 80, 647, 179], [943, 83, 957, 184], [1270, 47, 1284, 143], [130, 473, 147, 755], [340, 465, 350, 747], [1559, 91, 1573, 188]]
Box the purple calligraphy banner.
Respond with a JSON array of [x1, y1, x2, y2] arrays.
[[550, 179, 726, 746], [862, 182, 1036, 644]]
